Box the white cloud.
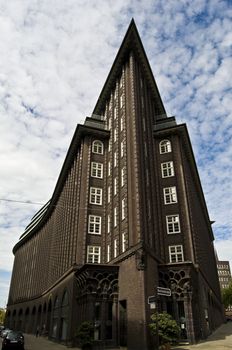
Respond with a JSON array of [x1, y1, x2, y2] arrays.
[[0, 0, 231, 307]]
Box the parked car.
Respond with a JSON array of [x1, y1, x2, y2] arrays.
[[1, 331, 24, 350]]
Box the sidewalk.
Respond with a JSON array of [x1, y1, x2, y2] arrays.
[[15, 322, 232, 350], [171, 321, 232, 350], [24, 334, 80, 350]]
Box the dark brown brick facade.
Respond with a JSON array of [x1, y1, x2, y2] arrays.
[[5, 20, 224, 349]]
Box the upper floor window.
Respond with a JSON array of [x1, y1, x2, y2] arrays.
[[89, 187, 102, 205], [159, 140, 172, 154], [163, 187, 177, 204], [161, 161, 174, 178], [114, 207, 117, 227], [114, 238, 118, 257], [91, 162, 103, 178], [120, 95, 123, 109], [121, 141, 124, 158], [121, 168, 125, 187], [108, 186, 111, 203], [122, 233, 127, 253], [87, 246, 101, 263], [122, 198, 126, 220], [107, 244, 111, 262], [114, 151, 117, 167], [92, 140, 104, 154], [166, 215, 180, 234], [107, 215, 111, 233], [169, 245, 184, 263], [88, 215, 101, 235]]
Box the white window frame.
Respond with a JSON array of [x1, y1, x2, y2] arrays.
[[114, 238, 118, 258], [121, 141, 124, 158], [114, 128, 117, 143], [114, 151, 117, 167], [121, 168, 125, 187], [92, 140, 104, 155], [166, 215, 180, 234], [91, 162, 103, 179], [122, 232, 126, 253], [87, 246, 101, 263], [113, 107, 117, 119], [160, 140, 172, 154], [163, 187, 177, 204], [108, 186, 111, 203], [120, 116, 123, 131], [108, 161, 111, 176], [122, 198, 126, 220], [120, 95, 123, 108], [107, 244, 111, 262], [114, 207, 117, 227], [169, 245, 184, 263], [107, 215, 111, 233], [114, 178, 117, 196], [161, 161, 174, 178], [88, 215, 101, 235], [89, 187, 102, 205]]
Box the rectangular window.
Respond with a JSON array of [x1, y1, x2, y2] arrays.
[[169, 245, 184, 263], [161, 161, 174, 178], [114, 207, 117, 227], [107, 215, 111, 234], [108, 186, 111, 203], [121, 141, 124, 158], [114, 128, 117, 143], [114, 107, 117, 119], [166, 215, 180, 234], [88, 215, 101, 235], [114, 238, 118, 257], [122, 198, 126, 220], [163, 187, 177, 204], [91, 162, 103, 178], [108, 118, 112, 130], [108, 140, 111, 152], [122, 232, 126, 253], [107, 245, 111, 262], [89, 187, 102, 205], [120, 95, 123, 108], [108, 162, 111, 176], [120, 116, 123, 131], [87, 246, 101, 263], [114, 151, 117, 167], [114, 178, 117, 196], [121, 168, 125, 187]]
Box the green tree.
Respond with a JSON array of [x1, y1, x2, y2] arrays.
[[149, 312, 180, 346], [0, 308, 6, 325], [221, 282, 232, 308]]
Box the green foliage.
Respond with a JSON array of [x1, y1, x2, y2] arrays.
[[221, 282, 232, 308], [149, 312, 180, 345], [0, 308, 6, 325], [75, 321, 94, 348]]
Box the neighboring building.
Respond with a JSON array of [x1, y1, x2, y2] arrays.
[[5, 20, 224, 349], [217, 260, 232, 315], [217, 261, 231, 289]]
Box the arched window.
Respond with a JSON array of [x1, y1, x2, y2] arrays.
[[92, 140, 104, 154], [52, 296, 59, 338], [159, 140, 172, 154], [60, 291, 69, 341]]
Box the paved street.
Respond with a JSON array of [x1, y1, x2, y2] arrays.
[[0, 322, 232, 349], [172, 321, 232, 350]]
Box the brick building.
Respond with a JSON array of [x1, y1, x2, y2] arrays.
[[217, 261, 231, 289], [5, 20, 224, 349]]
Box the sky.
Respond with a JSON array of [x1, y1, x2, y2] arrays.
[[0, 0, 231, 308]]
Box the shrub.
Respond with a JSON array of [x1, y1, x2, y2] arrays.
[[75, 321, 94, 349], [149, 312, 180, 345]]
